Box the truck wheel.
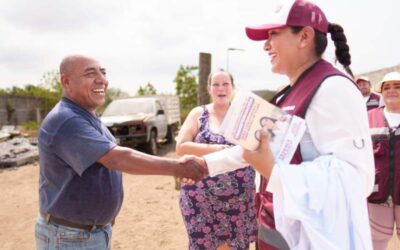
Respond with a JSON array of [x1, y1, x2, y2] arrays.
[[166, 125, 176, 143], [145, 130, 158, 155]]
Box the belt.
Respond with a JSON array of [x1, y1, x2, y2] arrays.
[[41, 212, 114, 231]]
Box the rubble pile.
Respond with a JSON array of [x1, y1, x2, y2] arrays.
[[0, 137, 39, 168]]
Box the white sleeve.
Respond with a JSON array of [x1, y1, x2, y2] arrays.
[[267, 156, 373, 250], [270, 76, 374, 196], [203, 145, 248, 176]]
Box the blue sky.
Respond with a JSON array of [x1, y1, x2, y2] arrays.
[[0, 0, 398, 95]]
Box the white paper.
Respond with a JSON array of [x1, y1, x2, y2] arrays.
[[220, 91, 306, 163]]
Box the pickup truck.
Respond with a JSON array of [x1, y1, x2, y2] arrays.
[[100, 95, 180, 155]]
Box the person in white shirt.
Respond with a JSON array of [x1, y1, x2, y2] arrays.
[[190, 0, 375, 249], [367, 71, 400, 250]]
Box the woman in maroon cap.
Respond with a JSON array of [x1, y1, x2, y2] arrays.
[[202, 0, 375, 249]]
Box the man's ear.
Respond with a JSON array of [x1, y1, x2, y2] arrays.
[[60, 74, 70, 91], [298, 26, 315, 49]]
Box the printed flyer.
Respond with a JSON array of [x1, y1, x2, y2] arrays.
[[220, 91, 306, 163]]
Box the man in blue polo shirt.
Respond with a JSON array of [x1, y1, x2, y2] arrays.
[[35, 55, 207, 250]]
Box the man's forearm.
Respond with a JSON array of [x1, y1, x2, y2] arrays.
[[99, 146, 207, 182], [100, 146, 177, 176]]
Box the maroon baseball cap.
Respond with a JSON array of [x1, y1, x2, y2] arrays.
[[246, 0, 329, 41]]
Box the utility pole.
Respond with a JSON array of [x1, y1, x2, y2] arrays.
[[198, 52, 212, 105]]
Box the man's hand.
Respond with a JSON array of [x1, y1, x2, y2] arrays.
[[176, 155, 208, 185], [243, 129, 275, 178]]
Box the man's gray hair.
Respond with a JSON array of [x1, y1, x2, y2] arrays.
[[59, 55, 86, 75]]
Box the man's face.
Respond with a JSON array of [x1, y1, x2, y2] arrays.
[[356, 79, 371, 97], [62, 57, 108, 113]]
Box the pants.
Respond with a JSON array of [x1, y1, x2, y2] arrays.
[[35, 214, 112, 250], [368, 202, 400, 250]]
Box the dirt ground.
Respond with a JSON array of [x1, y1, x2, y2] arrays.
[[0, 142, 398, 250]]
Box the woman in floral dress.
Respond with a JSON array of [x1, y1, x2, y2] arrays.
[[176, 70, 257, 250]]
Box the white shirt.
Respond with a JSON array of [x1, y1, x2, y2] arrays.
[[384, 108, 400, 128], [204, 76, 375, 250]]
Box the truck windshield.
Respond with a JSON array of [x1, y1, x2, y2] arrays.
[[102, 99, 155, 116]]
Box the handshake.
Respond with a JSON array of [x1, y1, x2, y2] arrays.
[[175, 155, 208, 184]]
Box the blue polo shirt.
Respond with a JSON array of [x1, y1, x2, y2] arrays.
[[38, 97, 123, 225]]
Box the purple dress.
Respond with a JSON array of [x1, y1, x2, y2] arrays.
[[179, 106, 257, 250]]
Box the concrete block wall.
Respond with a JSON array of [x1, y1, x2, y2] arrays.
[[0, 96, 44, 126]]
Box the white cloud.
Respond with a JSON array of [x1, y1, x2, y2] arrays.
[[0, 0, 399, 95], [1, 0, 119, 32]]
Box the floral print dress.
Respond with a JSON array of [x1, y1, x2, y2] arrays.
[[179, 106, 257, 250]]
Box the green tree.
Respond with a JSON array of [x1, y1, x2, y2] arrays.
[[39, 70, 63, 112], [0, 85, 49, 97], [0, 71, 63, 115], [40, 70, 62, 99], [174, 65, 198, 120], [136, 82, 157, 96], [0, 83, 59, 125], [105, 87, 130, 106], [97, 87, 130, 113], [7, 86, 25, 96]]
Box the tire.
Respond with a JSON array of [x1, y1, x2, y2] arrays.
[[166, 124, 176, 143], [144, 130, 158, 155]]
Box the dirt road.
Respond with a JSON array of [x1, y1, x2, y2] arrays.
[[0, 143, 398, 249], [0, 143, 193, 250]]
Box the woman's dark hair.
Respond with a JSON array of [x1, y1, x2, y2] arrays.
[[328, 23, 353, 77], [207, 69, 235, 87], [290, 23, 354, 78]]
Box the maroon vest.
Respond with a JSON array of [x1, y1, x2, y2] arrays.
[[367, 108, 400, 204], [256, 60, 351, 249], [366, 93, 381, 111]]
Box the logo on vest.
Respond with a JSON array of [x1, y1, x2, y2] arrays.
[[367, 100, 379, 106], [282, 105, 295, 111]]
